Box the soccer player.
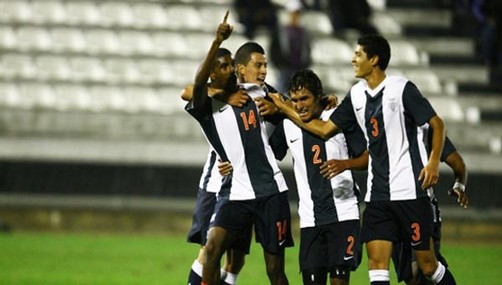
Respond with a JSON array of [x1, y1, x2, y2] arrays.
[[267, 69, 365, 285], [269, 34, 457, 284], [321, 126, 469, 285], [186, 12, 293, 285]]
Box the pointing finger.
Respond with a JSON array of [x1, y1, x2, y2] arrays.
[[223, 10, 229, 23]]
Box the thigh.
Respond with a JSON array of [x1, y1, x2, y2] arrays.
[[211, 199, 253, 242], [394, 198, 434, 251], [360, 201, 400, 244]]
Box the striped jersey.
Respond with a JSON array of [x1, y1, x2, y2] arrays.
[[270, 109, 365, 228], [330, 75, 437, 202], [186, 83, 288, 201], [198, 149, 223, 194]]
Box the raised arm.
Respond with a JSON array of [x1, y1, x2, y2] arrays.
[[268, 92, 339, 139], [444, 151, 469, 208], [192, 11, 233, 109]]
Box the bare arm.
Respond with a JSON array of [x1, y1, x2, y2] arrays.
[[419, 115, 445, 189], [192, 11, 232, 109], [444, 151, 469, 208], [320, 150, 369, 179], [268, 93, 339, 139]]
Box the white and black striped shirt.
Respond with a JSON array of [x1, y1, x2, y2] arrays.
[[186, 83, 288, 201], [331, 75, 436, 202]]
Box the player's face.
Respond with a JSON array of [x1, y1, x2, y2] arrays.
[[238, 52, 267, 86], [290, 87, 318, 122], [212, 55, 235, 88], [352, 44, 374, 79]]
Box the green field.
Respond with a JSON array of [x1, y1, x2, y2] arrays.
[[0, 231, 500, 284]]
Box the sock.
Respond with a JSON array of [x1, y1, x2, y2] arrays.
[[219, 270, 238, 285], [431, 262, 457, 285], [187, 260, 203, 285], [369, 269, 390, 285]]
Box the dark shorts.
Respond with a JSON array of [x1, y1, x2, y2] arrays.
[[299, 220, 361, 272], [187, 187, 217, 245], [211, 192, 294, 255], [361, 198, 433, 251]]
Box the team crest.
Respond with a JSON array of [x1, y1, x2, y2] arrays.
[[389, 101, 397, 112]]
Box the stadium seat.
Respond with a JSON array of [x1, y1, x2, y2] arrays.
[[132, 3, 168, 29], [99, 2, 135, 27], [157, 86, 191, 115], [2, 54, 36, 79], [301, 11, 334, 36], [104, 58, 141, 84], [388, 41, 422, 66], [17, 26, 53, 52], [0, 26, 18, 50], [428, 97, 464, 122], [118, 31, 155, 56], [0, 82, 21, 108], [137, 59, 173, 84], [53, 84, 92, 111], [184, 33, 216, 59], [69, 56, 107, 83], [311, 38, 353, 65], [19, 82, 56, 110], [0, 1, 32, 23], [85, 29, 121, 55], [66, 1, 102, 26], [198, 6, 236, 32], [51, 27, 87, 53], [35, 55, 72, 81], [168, 60, 198, 86], [403, 69, 442, 94], [88, 85, 126, 112], [123, 86, 160, 114], [31, 0, 68, 25], [152, 32, 188, 57], [165, 5, 202, 31]]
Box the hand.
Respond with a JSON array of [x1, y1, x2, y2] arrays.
[[418, 162, 439, 189], [320, 159, 348, 179], [449, 188, 469, 208], [216, 11, 233, 43], [218, 160, 233, 176], [323, 94, 338, 110], [180, 84, 194, 101], [226, 89, 250, 107], [255, 97, 278, 116], [268, 92, 288, 111]]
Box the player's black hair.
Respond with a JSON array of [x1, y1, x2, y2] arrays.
[[357, 34, 391, 70], [234, 42, 265, 66], [288, 69, 324, 99], [212, 48, 232, 69]]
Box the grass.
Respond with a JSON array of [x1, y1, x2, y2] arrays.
[[0, 231, 500, 284]]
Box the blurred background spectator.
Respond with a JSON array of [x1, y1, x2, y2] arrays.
[[233, 0, 279, 39], [327, 0, 379, 37], [269, 1, 312, 93]]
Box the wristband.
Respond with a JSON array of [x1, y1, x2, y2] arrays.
[[453, 181, 465, 192]]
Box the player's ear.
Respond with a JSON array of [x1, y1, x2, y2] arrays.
[[236, 63, 244, 78], [370, 55, 379, 68]]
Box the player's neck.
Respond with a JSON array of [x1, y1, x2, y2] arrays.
[[366, 71, 386, 90]]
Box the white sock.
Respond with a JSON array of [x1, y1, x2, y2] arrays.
[[430, 262, 446, 283], [221, 270, 238, 285], [191, 260, 203, 277], [369, 269, 389, 282]]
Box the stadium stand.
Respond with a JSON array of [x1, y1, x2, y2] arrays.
[[0, 0, 501, 232]]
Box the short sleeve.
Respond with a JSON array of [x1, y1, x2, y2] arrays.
[[330, 92, 358, 131], [402, 81, 436, 126]]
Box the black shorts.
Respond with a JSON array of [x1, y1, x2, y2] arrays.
[[212, 192, 294, 255], [299, 220, 361, 272], [392, 235, 448, 282], [361, 198, 433, 251], [187, 187, 216, 245]]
